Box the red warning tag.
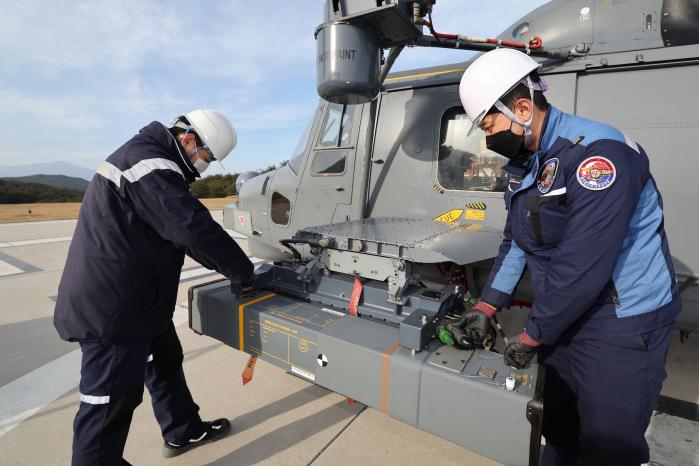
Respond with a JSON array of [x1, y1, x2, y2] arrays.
[[349, 275, 363, 317], [242, 355, 257, 385]]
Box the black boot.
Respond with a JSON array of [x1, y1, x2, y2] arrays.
[[162, 418, 231, 458]]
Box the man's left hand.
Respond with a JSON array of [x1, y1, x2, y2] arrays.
[[504, 331, 541, 369]]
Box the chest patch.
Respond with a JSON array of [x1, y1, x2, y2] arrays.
[[576, 156, 616, 191], [537, 158, 559, 194]]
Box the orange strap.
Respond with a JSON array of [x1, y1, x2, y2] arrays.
[[242, 355, 257, 385], [349, 275, 363, 316], [380, 340, 401, 414]]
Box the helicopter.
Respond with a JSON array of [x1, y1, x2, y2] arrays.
[[189, 1, 699, 465]]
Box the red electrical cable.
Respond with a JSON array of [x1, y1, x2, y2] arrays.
[[434, 31, 458, 40], [420, 20, 543, 50], [485, 36, 543, 49]]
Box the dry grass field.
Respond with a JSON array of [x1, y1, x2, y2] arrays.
[[199, 197, 237, 211], [0, 197, 236, 223]]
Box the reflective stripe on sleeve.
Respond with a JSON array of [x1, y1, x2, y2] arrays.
[[80, 394, 110, 405], [542, 187, 566, 197], [122, 158, 184, 183], [147, 354, 153, 363], [96, 158, 185, 186], [96, 162, 122, 186]]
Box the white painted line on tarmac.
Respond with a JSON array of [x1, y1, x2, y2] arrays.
[[180, 267, 216, 281], [0, 257, 267, 438], [0, 349, 82, 436], [0, 259, 24, 277], [0, 236, 73, 248], [0, 219, 78, 228], [0, 231, 243, 248], [0, 303, 192, 438]]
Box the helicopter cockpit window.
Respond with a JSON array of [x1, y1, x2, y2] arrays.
[[317, 103, 353, 148], [437, 107, 509, 192], [289, 113, 315, 174], [271, 192, 291, 226]]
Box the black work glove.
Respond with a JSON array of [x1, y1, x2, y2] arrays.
[[504, 331, 540, 369], [230, 272, 257, 296], [460, 301, 496, 346]]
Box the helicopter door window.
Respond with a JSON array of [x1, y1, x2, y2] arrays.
[[317, 103, 353, 148], [271, 192, 291, 226], [310, 103, 354, 176], [437, 107, 509, 192], [311, 150, 346, 175]]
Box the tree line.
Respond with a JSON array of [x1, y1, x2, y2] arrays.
[[0, 179, 84, 204], [0, 162, 287, 203], [189, 163, 283, 199]]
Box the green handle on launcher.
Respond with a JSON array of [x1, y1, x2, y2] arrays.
[[438, 327, 455, 346]]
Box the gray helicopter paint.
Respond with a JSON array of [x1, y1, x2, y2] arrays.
[[574, 62, 699, 280], [316, 21, 382, 104], [192, 3, 699, 464], [503, 0, 595, 51], [303, 217, 503, 264], [234, 43, 699, 332], [499, 0, 667, 55]]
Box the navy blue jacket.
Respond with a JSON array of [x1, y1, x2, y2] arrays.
[[54, 122, 253, 342], [480, 106, 680, 345]]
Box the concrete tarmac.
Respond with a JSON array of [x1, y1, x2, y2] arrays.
[[0, 213, 697, 465]]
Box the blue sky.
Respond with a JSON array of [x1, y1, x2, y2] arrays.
[[0, 0, 549, 176]]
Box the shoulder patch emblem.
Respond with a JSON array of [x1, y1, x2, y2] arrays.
[[576, 156, 616, 191], [537, 158, 559, 194]]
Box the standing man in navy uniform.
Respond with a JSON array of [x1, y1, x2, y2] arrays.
[[54, 109, 255, 464], [458, 49, 680, 466]]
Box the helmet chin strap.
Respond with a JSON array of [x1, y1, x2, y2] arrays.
[[492, 76, 544, 148]]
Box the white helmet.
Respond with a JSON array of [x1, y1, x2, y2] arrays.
[[459, 49, 544, 145], [175, 109, 237, 162]]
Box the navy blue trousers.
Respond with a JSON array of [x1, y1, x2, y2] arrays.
[[539, 323, 674, 466], [72, 323, 203, 466]]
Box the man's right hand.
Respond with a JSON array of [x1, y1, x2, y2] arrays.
[[461, 301, 497, 345], [231, 273, 257, 296]]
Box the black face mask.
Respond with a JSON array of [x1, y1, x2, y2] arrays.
[[485, 122, 527, 160]]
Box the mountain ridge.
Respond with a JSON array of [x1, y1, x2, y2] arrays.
[[1, 174, 90, 192], [0, 161, 94, 181]]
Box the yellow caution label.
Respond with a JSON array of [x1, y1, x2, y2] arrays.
[[466, 202, 487, 210], [465, 209, 485, 221], [433, 209, 464, 223]]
